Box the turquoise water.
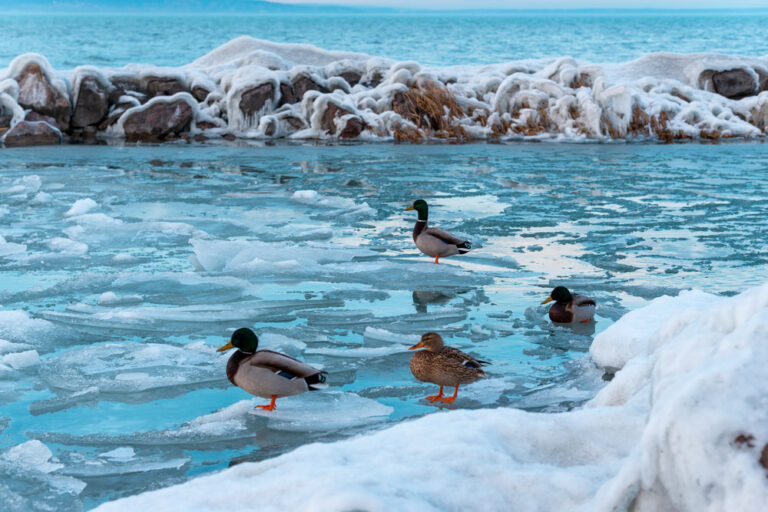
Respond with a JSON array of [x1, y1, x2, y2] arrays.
[[2, 12, 768, 68], [1, 141, 767, 508]]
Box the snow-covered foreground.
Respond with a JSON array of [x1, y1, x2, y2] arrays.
[[97, 282, 768, 512]]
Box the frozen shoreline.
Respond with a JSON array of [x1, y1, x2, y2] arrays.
[[1, 36, 767, 147], [95, 282, 768, 512]]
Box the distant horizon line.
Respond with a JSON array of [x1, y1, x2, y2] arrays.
[[5, 7, 768, 14]]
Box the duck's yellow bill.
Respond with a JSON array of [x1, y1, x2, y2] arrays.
[[404, 205, 415, 211], [408, 341, 425, 350], [216, 341, 235, 352], [541, 297, 554, 305]]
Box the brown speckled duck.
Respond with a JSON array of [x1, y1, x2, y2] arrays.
[[541, 286, 596, 324], [216, 327, 326, 411], [409, 332, 488, 404], [405, 199, 471, 264]]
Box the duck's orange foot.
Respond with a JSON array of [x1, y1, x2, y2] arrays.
[[426, 394, 444, 402], [581, 319, 591, 324], [440, 396, 457, 404], [255, 396, 278, 411]]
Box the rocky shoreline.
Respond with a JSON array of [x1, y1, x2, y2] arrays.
[[1, 37, 767, 147]]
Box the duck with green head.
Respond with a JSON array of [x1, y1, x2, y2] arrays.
[[404, 199, 471, 264], [541, 286, 596, 324], [217, 327, 327, 411]]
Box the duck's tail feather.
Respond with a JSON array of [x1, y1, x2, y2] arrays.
[[457, 241, 471, 254], [306, 371, 328, 390]]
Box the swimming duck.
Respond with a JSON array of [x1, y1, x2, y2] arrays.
[[409, 332, 488, 404], [405, 199, 471, 264], [216, 327, 326, 411], [541, 286, 596, 324]]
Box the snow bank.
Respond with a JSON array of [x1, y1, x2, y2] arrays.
[[97, 281, 768, 512], [2, 37, 767, 145]]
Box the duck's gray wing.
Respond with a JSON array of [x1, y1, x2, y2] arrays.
[[573, 294, 596, 307], [424, 227, 467, 246], [250, 350, 324, 379]]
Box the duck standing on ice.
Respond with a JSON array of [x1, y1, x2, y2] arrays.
[[405, 199, 471, 264], [541, 286, 596, 324], [409, 332, 488, 404], [217, 328, 327, 411]]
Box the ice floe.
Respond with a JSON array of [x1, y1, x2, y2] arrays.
[[39, 342, 227, 396]]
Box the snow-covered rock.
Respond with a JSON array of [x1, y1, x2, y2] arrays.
[[2, 37, 768, 145]]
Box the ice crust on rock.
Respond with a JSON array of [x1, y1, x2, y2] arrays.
[[2, 37, 768, 145], [97, 281, 768, 512]]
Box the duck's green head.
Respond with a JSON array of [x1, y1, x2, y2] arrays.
[[217, 327, 259, 354], [541, 286, 572, 305], [405, 199, 428, 221]]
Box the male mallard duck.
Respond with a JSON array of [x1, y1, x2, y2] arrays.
[[409, 332, 488, 404], [216, 327, 327, 411], [405, 199, 471, 264], [541, 286, 596, 324]]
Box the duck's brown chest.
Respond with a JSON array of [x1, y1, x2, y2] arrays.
[[226, 351, 250, 386], [548, 302, 573, 323], [413, 221, 426, 243]]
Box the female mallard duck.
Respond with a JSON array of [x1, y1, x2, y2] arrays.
[[216, 327, 326, 411], [405, 199, 471, 264], [409, 332, 488, 404], [541, 286, 596, 324]]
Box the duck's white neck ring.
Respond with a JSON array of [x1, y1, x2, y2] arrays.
[[415, 220, 427, 223]]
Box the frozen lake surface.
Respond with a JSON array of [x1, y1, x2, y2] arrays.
[[1, 141, 767, 509]]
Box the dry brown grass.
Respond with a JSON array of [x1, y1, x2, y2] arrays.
[[569, 73, 593, 89], [392, 85, 467, 140]]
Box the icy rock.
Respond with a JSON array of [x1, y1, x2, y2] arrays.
[[25, 110, 59, 128], [712, 68, 757, 99], [122, 96, 194, 141], [321, 101, 363, 138], [2, 120, 62, 147], [72, 76, 109, 127], [239, 82, 275, 118], [13, 60, 70, 129], [146, 77, 186, 98], [292, 73, 327, 100]]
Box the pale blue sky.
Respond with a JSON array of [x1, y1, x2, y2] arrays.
[[279, 0, 766, 8]]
